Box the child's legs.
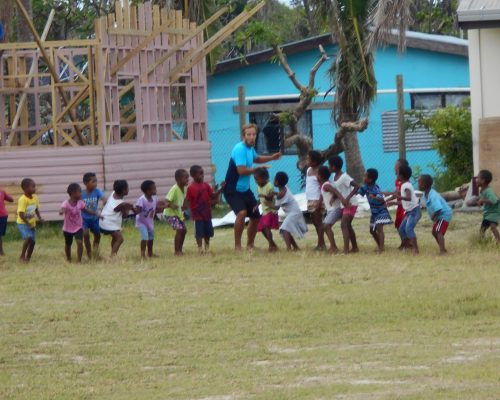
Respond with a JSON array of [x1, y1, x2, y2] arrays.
[[138, 226, 149, 256], [310, 203, 325, 248], [404, 208, 421, 253], [0, 236, 3, 255], [290, 235, 299, 250], [83, 229, 92, 258], [64, 231, 73, 261], [0, 217, 6, 254], [140, 240, 147, 256], [323, 223, 338, 250], [490, 222, 500, 242], [376, 224, 385, 251], [203, 237, 210, 250], [340, 216, 351, 253], [281, 230, 293, 250], [18, 224, 35, 260], [432, 220, 448, 253], [369, 225, 380, 246], [110, 231, 124, 255], [76, 239, 83, 262], [174, 229, 186, 254], [147, 240, 154, 256]]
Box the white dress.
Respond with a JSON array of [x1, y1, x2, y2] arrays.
[[275, 186, 308, 238]]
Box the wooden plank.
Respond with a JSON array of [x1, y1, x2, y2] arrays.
[[0, 39, 99, 51], [57, 53, 89, 83]]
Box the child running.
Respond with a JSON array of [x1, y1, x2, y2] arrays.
[[305, 150, 326, 251], [164, 169, 189, 255], [396, 165, 421, 254], [328, 156, 359, 254], [358, 168, 392, 253], [60, 183, 101, 263], [81, 172, 106, 259], [418, 174, 453, 254], [476, 170, 500, 243], [317, 166, 342, 253], [253, 167, 279, 252], [99, 180, 135, 257], [273, 172, 308, 251], [186, 165, 223, 254], [17, 178, 43, 262], [0, 186, 14, 255]]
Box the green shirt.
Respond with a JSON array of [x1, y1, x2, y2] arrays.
[[257, 182, 276, 216], [480, 187, 500, 223], [164, 184, 185, 220]]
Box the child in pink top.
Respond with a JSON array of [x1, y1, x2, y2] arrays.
[[0, 187, 14, 255], [59, 183, 100, 263]]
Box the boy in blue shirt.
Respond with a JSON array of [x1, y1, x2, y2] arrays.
[[418, 174, 453, 254], [81, 172, 106, 259]]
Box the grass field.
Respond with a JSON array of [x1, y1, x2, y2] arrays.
[[0, 212, 499, 399]]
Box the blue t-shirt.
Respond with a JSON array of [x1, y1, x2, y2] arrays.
[[81, 188, 105, 220], [358, 183, 389, 217], [422, 188, 452, 222], [224, 141, 257, 193]]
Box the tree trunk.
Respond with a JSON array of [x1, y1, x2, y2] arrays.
[[302, 0, 317, 35], [343, 131, 365, 183], [17, 0, 32, 42]]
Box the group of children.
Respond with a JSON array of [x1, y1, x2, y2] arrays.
[[0, 156, 498, 262]]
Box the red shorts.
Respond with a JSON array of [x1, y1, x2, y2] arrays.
[[432, 219, 449, 235], [342, 205, 357, 217], [257, 212, 279, 232], [395, 206, 405, 229]]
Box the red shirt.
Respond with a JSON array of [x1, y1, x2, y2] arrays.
[[0, 190, 14, 217], [395, 178, 405, 225], [186, 182, 213, 221]]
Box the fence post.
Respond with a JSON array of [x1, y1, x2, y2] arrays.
[[238, 85, 246, 133], [397, 74, 406, 160]]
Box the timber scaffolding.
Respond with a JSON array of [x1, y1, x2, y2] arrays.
[[0, 0, 265, 147]]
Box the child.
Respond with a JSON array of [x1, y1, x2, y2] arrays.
[[317, 166, 342, 253], [274, 171, 308, 251], [418, 174, 453, 254], [305, 150, 326, 251], [476, 170, 500, 243], [99, 180, 135, 257], [60, 183, 100, 263], [17, 178, 43, 262], [0, 186, 14, 255], [81, 172, 106, 259], [358, 169, 393, 253], [135, 180, 166, 258], [396, 165, 421, 254], [164, 169, 189, 255], [393, 159, 409, 249], [253, 167, 279, 252], [186, 165, 223, 253], [328, 156, 359, 254]]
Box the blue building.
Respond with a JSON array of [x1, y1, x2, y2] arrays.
[[207, 31, 469, 193]]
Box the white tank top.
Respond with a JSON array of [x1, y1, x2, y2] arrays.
[[305, 167, 321, 201], [400, 182, 419, 211], [321, 181, 341, 211], [99, 192, 124, 231]]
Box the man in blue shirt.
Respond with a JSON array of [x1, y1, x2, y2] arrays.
[[224, 123, 281, 250]]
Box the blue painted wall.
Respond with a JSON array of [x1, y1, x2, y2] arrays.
[[207, 42, 469, 194]]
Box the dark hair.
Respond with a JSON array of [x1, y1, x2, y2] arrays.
[[83, 172, 96, 184], [397, 159, 409, 168], [21, 178, 34, 190], [419, 174, 433, 189], [67, 183, 81, 195], [398, 165, 412, 180], [328, 155, 343, 170], [189, 165, 203, 177], [175, 169, 188, 181], [113, 179, 128, 195], [254, 167, 269, 180], [274, 171, 289, 187], [478, 169, 493, 184], [141, 180, 155, 194], [318, 165, 331, 181], [308, 150, 323, 166], [366, 168, 378, 183]]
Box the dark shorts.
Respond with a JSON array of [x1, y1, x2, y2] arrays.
[[195, 220, 214, 239], [64, 229, 83, 247], [481, 219, 498, 230], [100, 228, 120, 235], [82, 218, 100, 235], [224, 189, 260, 219], [0, 216, 7, 236]]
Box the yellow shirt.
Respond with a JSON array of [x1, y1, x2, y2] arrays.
[[17, 194, 40, 226], [257, 182, 276, 216]]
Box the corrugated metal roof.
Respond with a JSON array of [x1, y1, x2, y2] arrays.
[[458, 0, 500, 22]]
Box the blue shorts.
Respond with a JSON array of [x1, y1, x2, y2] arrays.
[[0, 216, 7, 236], [398, 207, 421, 239], [137, 225, 154, 241], [194, 220, 214, 239], [82, 218, 100, 235], [18, 223, 36, 241]]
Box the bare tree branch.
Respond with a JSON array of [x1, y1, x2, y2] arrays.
[[308, 45, 328, 88], [272, 43, 305, 92]]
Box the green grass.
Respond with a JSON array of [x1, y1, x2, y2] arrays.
[[0, 213, 499, 399]]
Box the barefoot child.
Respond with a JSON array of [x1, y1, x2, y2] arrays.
[[306, 150, 326, 250], [274, 172, 307, 251], [99, 180, 135, 257], [396, 165, 421, 254], [476, 170, 500, 243], [164, 169, 189, 255], [418, 174, 452, 254], [386, 159, 409, 249], [136, 180, 165, 258], [17, 178, 43, 262], [81, 172, 106, 259], [60, 183, 101, 263], [186, 165, 223, 253], [317, 166, 342, 253], [358, 169, 392, 253], [253, 167, 279, 252], [0, 186, 14, 255], [328, 156, 359, 254]]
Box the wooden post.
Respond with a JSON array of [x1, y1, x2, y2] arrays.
[[238, 85, 246, 133], [397, 74, 405, 160]]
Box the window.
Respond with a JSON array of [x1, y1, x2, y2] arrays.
[[248, 99, 313, 155], [410, 91, 469, 109]]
